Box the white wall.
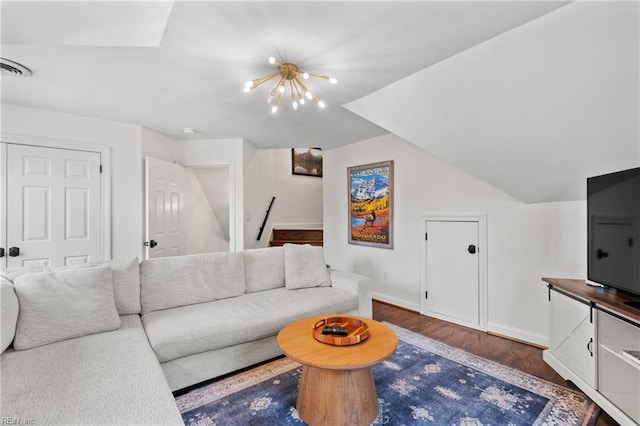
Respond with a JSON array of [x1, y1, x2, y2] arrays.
[[244, 149, 323, 249], [141, 127, 179, 163], [323, 133, 586, 345], [193, 166, 230, 242], [1, 103, 144, 260], [182, 167, 229, 254]]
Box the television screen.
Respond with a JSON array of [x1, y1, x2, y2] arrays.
[[587, 166, 640, 296]]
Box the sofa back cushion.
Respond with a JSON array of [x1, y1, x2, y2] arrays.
[[242, 247, 285, 293], [1, 278, 19, 353], [283, 244, 331, 290], [12, 266, 121, 350], [140, 252, 245, 314], [0, 257, 141, 315]]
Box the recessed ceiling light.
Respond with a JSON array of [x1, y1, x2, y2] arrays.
[[183, 128, 196, 134]]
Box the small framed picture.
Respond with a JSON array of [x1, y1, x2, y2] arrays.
[[292, 148, 322, 177]]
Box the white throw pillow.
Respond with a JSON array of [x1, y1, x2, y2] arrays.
[[12, 266, 121, 350], [283, 244, 331, 290], [243, 247, 285, 293]]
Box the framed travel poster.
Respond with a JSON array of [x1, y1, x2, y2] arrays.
[[348, 160, 394, 249], [292, 148, 322, 177]]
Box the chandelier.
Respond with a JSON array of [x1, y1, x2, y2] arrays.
[[243, 57, 337, 114]]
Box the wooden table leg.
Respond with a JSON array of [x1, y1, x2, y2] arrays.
[[296, 365, 379, 426]]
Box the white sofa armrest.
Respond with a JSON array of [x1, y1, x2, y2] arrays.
[[329, 269, 372, 319]]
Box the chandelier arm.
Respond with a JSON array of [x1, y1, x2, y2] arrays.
[[304, 72, 330, 81], [292, 79, 303, 98], [294, 77, 310, 94], [270, 77, 286, 97], [274, 90, 284, 107], [252, 71, 282, 88], [289, 80, 296, 102]]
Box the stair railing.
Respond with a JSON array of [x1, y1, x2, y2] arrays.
[[257, 196, 276, 241]]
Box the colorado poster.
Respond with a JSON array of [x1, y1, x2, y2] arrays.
[[348, 160, 394, 249]]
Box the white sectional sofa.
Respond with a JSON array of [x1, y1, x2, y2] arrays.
[[1, 244, 371, 425]]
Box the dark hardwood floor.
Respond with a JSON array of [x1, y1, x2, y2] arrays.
[[372, 300, 619, 426]]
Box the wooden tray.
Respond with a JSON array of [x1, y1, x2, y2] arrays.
[[313, 316, 369, 346]]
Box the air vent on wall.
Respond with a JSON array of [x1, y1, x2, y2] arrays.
[[0, 58, 32, 77]]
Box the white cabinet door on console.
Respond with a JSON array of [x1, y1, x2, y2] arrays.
[[549, 289, 596, 388]]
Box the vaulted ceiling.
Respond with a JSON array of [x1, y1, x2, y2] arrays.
[[1, 1, 638, 203]]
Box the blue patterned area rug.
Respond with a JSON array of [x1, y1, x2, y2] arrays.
[[176, 324, 598, 425]]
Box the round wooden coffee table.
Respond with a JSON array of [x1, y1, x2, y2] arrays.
[[277, 315, 398, 426]]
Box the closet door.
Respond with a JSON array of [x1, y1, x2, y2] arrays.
[[5, 144, 102, 267]]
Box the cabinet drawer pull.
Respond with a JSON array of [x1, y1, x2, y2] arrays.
[[587, 338, 594, 357]]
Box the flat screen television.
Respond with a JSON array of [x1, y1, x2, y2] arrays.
[[587, 166, 640, 297]]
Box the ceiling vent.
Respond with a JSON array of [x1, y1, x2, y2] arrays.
[[1, 58, 32, 77]]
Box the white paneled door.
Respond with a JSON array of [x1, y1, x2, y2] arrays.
[[145, 156, 183, 259], [424, 220, 481, 328], [4, 144, 102, 268]]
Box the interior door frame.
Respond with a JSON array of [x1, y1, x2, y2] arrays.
[[181, 158, 241, 252], [419, 213, 488, 331], [1, 133, 111, 262], [1, 143, 6, 268]]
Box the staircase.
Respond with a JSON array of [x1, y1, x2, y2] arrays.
[[269, 229, 323, 247]]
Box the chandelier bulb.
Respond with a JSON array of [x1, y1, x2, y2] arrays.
[[243, 87, 250, 93], [244, 80, 254, 89], [299, 98, 306, 105], [271, 105, 278, 114], [305, 91, 313, 100], [302, 72, 309, 80], [267, 95, 273, 104], [278, 85, 285, 94], [292, 101, 298, 111], [318, 101, 326, 108], [269, 57, 276, 65], [329, 77, 338, 84]]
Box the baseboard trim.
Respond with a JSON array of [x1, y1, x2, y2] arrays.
[[488, 322, 547, 348], [373, 298, 419, 315], [487, 331, 547, 350], [371, 293, 420, 312]]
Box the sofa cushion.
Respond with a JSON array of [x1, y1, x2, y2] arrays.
[[142, 286, 358, 363], [12, 266, 121, 350], [242, 247, 285, 293], [1, 278, 19, 353], [104, 257, 141, 315], [0, 257, 141, 315], [140, 252, 245, 314], [1, 315, 183, 425], [210, 252, 246, 299], [283, 243, 331, 289]]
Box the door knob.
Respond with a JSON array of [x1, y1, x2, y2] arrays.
[[8, 247, 20, 257], [596, 248, 609, 259], [148, 240, 158, 248], [467, 244, 477, 254], [0, 248, 4, 258]]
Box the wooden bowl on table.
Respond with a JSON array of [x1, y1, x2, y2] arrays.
[[313, 316, 369, 346]]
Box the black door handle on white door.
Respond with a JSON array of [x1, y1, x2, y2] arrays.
[[468, 244, 476, 254], [8, 247, 20, 257]]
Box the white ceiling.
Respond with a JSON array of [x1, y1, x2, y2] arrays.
[[1, 1, 568, 150], [345, 1, 639, 202], [1, 1, 637, 203]]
